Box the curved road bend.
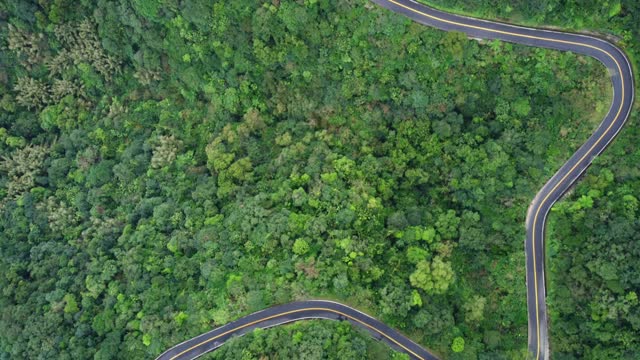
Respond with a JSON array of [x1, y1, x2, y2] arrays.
[[370, 0, 634, 358], [156, 300, 438, 360], [158, 1, 634, 360]]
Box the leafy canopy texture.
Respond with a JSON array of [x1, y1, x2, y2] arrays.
[[409, 257, 455, 295], [0, 0, 635, 359]]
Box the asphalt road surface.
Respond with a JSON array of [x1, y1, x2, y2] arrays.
[[158, 1, 634, 359], [156, 300, 439, 360]]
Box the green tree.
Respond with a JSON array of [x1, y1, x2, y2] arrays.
[[409, 256, 455, 295], [293, 238, 310, 255], [452, 336, 465, 353]]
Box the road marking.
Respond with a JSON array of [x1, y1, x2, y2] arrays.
[[383, 1, 629, 359], [167, 307, 426, 360], [161, 2, 631, 360]]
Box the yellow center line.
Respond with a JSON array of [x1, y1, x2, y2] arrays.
[[168, 307, 425, 360], [167, 2, 629, 360], [384, 1, 627, 360]]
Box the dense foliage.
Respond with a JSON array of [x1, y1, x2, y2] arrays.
[[421, 0, 640, 358], [204, 320, 407, 360], [0, 0, 631, 359], [424, 0, 640, 60]]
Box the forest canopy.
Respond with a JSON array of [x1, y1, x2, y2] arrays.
[[0, 0, 637, 359]]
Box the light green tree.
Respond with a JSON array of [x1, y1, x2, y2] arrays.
[[293, 238, 310, 255], [409, 256, 454, 294], [452, 336, 465, 353]]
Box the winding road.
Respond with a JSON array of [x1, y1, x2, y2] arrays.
[[158, 1, 634, 359], [156, 300, 439, 360]]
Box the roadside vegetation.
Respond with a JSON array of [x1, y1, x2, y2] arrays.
[[0, 0, 629, 359], [423, 0, 639, 59], [203, 320, 408, 360], [421, 0, 640, 358]]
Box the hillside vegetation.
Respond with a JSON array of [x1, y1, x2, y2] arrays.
[[1, 1, 630, 359], [421, 0, 640, 358]]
